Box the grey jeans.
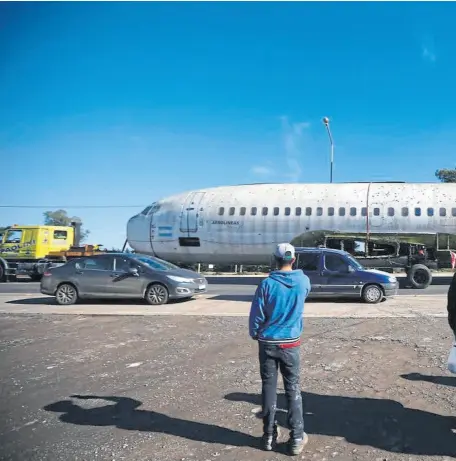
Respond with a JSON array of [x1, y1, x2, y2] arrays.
[[258, 342, 304, 439]]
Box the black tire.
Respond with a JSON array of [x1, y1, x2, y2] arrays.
[[362, 284, 383, 304], [145, 283, 169, 305], [407, 264, 432, 289], [55, 283, 78, 305], [0, 263, 5, 283]]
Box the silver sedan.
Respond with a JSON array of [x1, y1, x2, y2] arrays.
[[40, 253, 208, 305]]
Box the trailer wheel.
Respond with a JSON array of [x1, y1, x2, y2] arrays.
[[407, 264, 432, 289]]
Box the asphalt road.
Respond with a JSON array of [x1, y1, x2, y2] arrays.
[[0, 278, 451, 297], [0, 314, 455, 461]]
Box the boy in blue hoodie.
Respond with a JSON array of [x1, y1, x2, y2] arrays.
[[249, 243, 311, 455]]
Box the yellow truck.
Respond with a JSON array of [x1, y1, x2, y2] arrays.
[[0, 222, 104, 282]]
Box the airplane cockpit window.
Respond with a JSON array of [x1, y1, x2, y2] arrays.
[[415, 207, 421, 216], [328, 207, 334, 216], [141, 206, 152, 216], [402, 207, 409, 217], [440, 208, 446, 217], [427, 208, 434, 217]]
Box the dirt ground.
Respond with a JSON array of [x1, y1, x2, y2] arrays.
[[0, 313, 455, 461]]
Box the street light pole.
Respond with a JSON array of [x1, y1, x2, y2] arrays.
[[322, 117, 334, 183]]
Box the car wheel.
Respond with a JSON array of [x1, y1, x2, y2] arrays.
[[55, 283, 78, 305], [362, 284, 383, 304], [145, 283, 169, 305]]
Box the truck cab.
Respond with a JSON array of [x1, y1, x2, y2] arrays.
[[292, 247, 399, 303]]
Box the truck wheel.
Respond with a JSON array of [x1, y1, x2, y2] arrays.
[[0, 263, 5, 283], [362, 284, 383, 304], [145, 283, 169, 305], [407, 264, 432, 289], [55, 283, 78, 305]]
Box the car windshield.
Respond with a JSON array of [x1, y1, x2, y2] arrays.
[[345, 254, 364, 270], [130, 254, 178, 271]]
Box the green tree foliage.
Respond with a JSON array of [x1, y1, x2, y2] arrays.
[[435, 168, 456, 183], [43, 209, 90, 242]]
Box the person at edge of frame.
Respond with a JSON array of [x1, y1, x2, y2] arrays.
[[248, 243, 311, 456]]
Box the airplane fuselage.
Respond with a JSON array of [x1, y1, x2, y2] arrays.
[[127, 182, 456, 265]]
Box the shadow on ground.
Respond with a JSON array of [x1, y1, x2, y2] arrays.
[[44, 395, 258, 448], [400, 372, 456, 387], [6, 297, 195, 306], [208, 294, 373, 304], [224, 391, 456, 457]]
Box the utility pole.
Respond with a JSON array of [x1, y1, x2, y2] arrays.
[[322, 117, 334, 183]]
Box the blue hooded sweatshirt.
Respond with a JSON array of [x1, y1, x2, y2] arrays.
[[249, 269, 310, 343]]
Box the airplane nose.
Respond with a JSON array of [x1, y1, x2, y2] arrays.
[[127, 214, 150, 252]]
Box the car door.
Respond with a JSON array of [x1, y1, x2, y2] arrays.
[[319, 252, 360, 297], [72, 255, 114, 297], [106, 256, 146, 297], [295, 251, 323, 296]]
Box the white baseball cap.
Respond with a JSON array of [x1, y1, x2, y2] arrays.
[[273, 243, 295, 261]]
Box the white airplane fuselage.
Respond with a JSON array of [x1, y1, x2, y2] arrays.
[[126, 183, 456, 265]]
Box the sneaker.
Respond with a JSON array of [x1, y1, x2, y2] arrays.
[[287, 432, 309, 456], [261, 426, 280, 451]]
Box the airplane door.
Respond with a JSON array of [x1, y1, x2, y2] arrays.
[[180, 192, 205, 233]]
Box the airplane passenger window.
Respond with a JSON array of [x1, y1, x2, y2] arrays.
[[402, 207, 409, 217], [339, 207, 345, 216], [427, 208, 434, 217], [350, 207, 357, 216], [262, 207, 268, 216], [285, 207, 291, 216], [218, 207, 224, 216], [373, 208, 380, 216], [328, 207, 334, 216], [295, 207, 302, 216], [229, 207, 235, 216], [324, 253, 348, 272], [440, 208, 446, 217], [452, 208, 456, 217], [274, 207, 279, 216], [387, 207, 394, 217], [306, 207, 312, 216], [361, 207, 367, 217], [415, 208, 421, 216], [240, 207, 246, 216], [251, 207, 257, 216], [317, 207, 323, 216], [297, 253, 319, 271]]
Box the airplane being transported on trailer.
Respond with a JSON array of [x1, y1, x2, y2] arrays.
[[126, 181, 456, 265]]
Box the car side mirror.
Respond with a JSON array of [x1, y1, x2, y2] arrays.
[[128, 267, 139, 277]]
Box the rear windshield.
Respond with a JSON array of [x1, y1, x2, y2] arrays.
[[130, 254, 178, 271]]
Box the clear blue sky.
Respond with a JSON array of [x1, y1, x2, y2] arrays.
[[1, 2, 455, 248]]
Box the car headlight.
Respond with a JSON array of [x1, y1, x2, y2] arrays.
[[388, 277, 397, 283], [167, 275, 194, 283]]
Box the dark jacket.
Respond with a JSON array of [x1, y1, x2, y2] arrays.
[[448, 272, 456, 336]]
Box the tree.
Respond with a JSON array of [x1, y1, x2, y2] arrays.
[[43, 209, 90, 242], [435, 168, 456, 183]]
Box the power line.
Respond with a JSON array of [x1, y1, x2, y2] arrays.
[[0, 205, 147, 209]]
